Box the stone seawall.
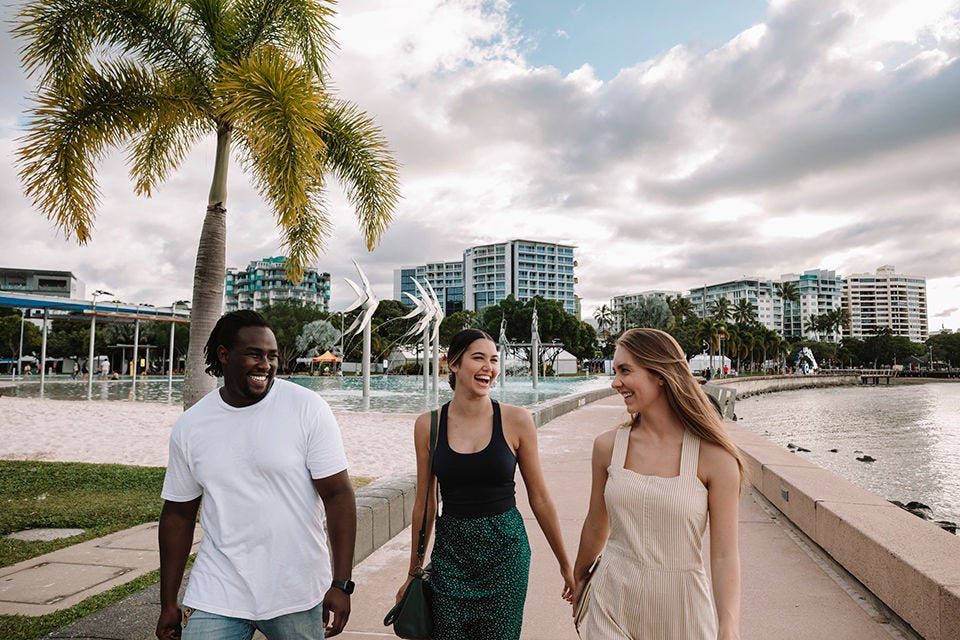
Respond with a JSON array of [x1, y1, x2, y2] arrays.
[[718, 375, 960, 640], [709, 373, 858, 398]]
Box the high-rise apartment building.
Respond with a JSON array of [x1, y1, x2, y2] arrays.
[[610, 290, 682, 332], [393, 261, 464, 316], [397, 240, 579, 318], [224, 257, 331, 312], [776, 269, 843, 341], [843, 265, 927, 342], [464, 240, 578, 316], [686, 278, 779, 331]]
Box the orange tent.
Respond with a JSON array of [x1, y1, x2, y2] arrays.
[[312, 351, 342, 363]]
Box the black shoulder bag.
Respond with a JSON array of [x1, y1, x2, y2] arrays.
[[383, 409, 439, 639]]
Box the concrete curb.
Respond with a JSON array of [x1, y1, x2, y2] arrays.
[[723, 377, 960, 640]]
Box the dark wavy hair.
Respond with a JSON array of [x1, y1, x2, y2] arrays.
[[447, 328, 495, 389], [204, 310, 272, 377]]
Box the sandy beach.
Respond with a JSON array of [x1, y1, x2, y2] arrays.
[[0, 395, 419, 480]]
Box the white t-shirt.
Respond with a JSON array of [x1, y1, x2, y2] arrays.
[[162, 378, 348, 619]]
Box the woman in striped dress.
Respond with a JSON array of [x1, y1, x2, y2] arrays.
[[572, 328, 744, 639], [396, 328, 575, 639]]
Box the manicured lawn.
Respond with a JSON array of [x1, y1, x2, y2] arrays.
[[0, 460, 168, 568], [0, 460, 372, 639]]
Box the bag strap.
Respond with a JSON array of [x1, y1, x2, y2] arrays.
[[414, 409, 439, 568]]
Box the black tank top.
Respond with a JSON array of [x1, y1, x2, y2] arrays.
[[433, 400, 517, 518]]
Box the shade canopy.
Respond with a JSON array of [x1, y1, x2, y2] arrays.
[[312, 351, 342, 363]]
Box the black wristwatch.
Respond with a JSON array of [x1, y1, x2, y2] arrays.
[[331, 578, 355, 594]]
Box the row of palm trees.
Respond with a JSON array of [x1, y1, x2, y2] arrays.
[[593, 295, 791, 372]]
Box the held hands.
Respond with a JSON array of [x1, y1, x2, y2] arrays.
[[570, 577, 589, 615], [560, 565, 575, 604], [322, 587, 351, 637]]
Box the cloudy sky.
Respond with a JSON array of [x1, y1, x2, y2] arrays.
[[2, 0, 959, 331]]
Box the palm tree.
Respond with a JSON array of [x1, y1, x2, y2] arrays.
[[14, 0, 401, 408], [695, 318, 726, 372], [826, 307, 851, 340], [708, 296, 732, 322], [666, 295, 698, 325], [731, 299, 757, 325], [804, 314, 821, 341], [593, 304, 613, 335], [775, 281, 800, 305]]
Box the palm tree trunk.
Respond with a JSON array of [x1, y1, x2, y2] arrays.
[[183, 127, 231, 409]]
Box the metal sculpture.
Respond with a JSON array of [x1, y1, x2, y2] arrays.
[[401, 277, 444, 395], [343, 261, 380, 401], [531, 305, 540, 389], [498, 316, 508, 389]]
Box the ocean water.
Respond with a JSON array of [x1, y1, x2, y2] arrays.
[[735, 382, 960, 523], [1, 373, 612, 412]]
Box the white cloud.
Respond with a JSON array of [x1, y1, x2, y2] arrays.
[[1, 0, 958, 333]]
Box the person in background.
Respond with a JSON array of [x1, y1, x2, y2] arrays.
[[157, 310, 357, 639], [396, 328, 574, 639], [572, 328, 743, 640]]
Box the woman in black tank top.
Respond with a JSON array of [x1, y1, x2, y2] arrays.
[[396, 329, 575, 639]]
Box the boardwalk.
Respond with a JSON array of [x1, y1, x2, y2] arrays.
[[341, 396, 915, 639]]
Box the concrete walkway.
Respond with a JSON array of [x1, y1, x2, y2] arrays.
[[11, 395, 920, 639]]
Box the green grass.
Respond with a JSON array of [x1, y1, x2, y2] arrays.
[[0, 460, 167, 568], [0, 460, 372, 639]]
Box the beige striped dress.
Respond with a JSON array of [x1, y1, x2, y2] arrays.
[[581, 426, 718, 639]]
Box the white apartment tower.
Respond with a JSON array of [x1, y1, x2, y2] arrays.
[[843, 265, 928, 342], [777, 269, 843, 341], [686, 278, 779, 331], [611, 290, 683, 332], [463, 240, 578, 316], [393, 261, 465, 316]]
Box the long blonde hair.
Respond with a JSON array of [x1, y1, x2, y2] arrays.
[[617, 328, 744, 480]]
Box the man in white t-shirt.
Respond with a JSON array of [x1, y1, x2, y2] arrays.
[[156, 310, 357, 639]]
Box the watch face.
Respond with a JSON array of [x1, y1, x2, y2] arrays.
[[333, 579, 355, 594]]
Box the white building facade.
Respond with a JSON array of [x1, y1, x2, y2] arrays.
[[393, 261, 465, 316], [686, 278, 779, 331], [842, 265, 927, 342], [776, 269, 843, 341], [611, 290, 683, 332]]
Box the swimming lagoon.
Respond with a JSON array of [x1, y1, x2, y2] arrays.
[[2, 374, 612, 412]]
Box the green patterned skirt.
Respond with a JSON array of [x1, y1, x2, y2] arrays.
[[431, 507, 531, 640]]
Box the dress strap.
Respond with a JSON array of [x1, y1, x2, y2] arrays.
[[611, 426, 631, 469], [679, 429, 701, 476]]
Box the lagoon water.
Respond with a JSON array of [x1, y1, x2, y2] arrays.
[[1, 373, 612, 412], [735, 382, 960, 523]]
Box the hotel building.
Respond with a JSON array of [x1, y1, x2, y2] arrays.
[[686, 278, 780, 332], [393, 261, 465, 316], [842, 265, 928, 342], [611, 290, 683, 332], [777, 269, 844, 341], [395, 240, 579, 318], [224, 257, 331, 312]]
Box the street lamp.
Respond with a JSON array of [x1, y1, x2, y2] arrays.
[[16, 308, 26, 379], [87, 289, 112, 396]]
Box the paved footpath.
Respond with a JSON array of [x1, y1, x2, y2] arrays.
[[14, 396, 919, 639]]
